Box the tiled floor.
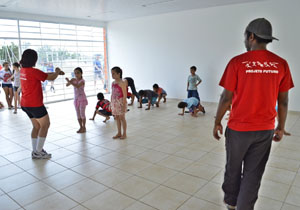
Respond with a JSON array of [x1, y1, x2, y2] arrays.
[[0, 96, 300, 210]]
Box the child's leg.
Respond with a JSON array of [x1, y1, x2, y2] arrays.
[[30, 118, 41, 152], [113, 115, 122, 139], [75, 105, 83, 132], [36, 114, 50, 152], [14, 91, 18, 113], [163, 94, 167, 103], [98, 111, 110, 122], [157, 95, 162, 106], [3, 87, 10, 107], [80, 105, 87, 132], [194, 91, 200, 101], [8, 87, 13, 107], [120, 114, 127, 139]]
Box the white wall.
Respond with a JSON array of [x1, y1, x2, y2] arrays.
[[107, 0, 300, 112]]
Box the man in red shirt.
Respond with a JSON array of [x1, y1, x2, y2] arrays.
[[213, 18, 294, 210]]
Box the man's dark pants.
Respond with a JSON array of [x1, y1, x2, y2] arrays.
[[223, 127, 274, 210]]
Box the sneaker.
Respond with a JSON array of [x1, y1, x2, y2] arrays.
[[225, 204, 236, 210], [13, 111, 17, 114], [31, 150, 52, 159]]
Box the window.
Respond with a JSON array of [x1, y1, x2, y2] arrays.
[[0, 19, 108, 103]]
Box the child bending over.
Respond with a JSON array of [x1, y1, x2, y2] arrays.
[[138, 89, 158, 110], [153, 84, 167, 107], [178, 97, 205, 117]]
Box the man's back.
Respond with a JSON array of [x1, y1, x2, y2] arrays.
[[220, 50, 294, 131]]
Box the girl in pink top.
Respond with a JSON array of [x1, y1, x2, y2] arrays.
[[111, 66, 127, 139], [66, 67, 88, 133]]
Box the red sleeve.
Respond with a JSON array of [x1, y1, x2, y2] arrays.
[[33, 68, 48, 82], [219, 58, 237, 92], [279, 61, 294, 92]]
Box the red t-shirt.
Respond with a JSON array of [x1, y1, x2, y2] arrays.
[[96, 99, 112, 112], [219, 50, 294, 131], [20, 67, 48, 107]]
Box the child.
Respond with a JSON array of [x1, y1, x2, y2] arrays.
[[90, 92, 112, 123], [124, 77, 139, 105], [0, 62, 13, 109], [20, 49, 64, 159], [8, 62, 21, 114], [66, 67, 88, 133], [187, 66, 202, 100], [178, 97, 205, 117], [111, 66, 127, 139], [138, 89, 158, 110], [153, 83, 167, 107]]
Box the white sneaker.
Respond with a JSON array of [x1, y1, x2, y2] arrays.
[[31, 149, 52, 159], [225, 204, 236, 210]]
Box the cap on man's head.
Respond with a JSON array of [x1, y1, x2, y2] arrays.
[[246, 18, 279, 41]]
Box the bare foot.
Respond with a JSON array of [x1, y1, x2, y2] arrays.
[[156, 102, 159, 107], [77, 128, 82, 133], [163, 98, 166, 103], [128, 103, 133, 106], [120, 135, 127, 140], [113, 134, 121, 139], [284, 131, 291, 136], [89, 118, 94, 121], [103, 116, 110, 123]]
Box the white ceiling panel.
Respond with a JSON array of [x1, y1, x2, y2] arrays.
[[0, 0, 267, 22]]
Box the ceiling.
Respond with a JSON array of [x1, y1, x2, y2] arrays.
[[0, 0, 267, 22]]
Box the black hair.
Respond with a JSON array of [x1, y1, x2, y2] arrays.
[[138, 90, 145, 96], [245, 30, 272, 44], [97, 92, 104, 100], [190, 66, 197, 71], [2, 62, 11, 73], [178, 102, 188, 108], [20, 49, 38, 68], [111, 66, 122, 78], [153, 84, 159, 89], [2, 61, 9, 66], [74, 67, 83, 79], [13, 62, 20, 68]]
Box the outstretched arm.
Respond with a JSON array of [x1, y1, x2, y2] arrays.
[[47, 67, 64, 81]]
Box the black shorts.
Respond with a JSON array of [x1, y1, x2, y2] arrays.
[[13, 86, 20, 92], [99, 109, 112, 116], [21, 106, 48, 119]]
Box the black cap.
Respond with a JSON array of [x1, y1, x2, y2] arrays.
[[246, 18, 279, 41]]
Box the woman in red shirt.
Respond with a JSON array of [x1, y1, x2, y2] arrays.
[[20, 49, 64, 159]]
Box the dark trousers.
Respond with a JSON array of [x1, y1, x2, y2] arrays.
[[187, 90, 200, 101], [223, 127, 274, 210]]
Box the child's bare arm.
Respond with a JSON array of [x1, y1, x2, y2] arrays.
[[145, 99, 151, 110], [179, 107, 185, 116], [120, 81, 127, 112], [90, 110, 97, 120], [138, 97, 142, 108], [8, 75, 14, 82]]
